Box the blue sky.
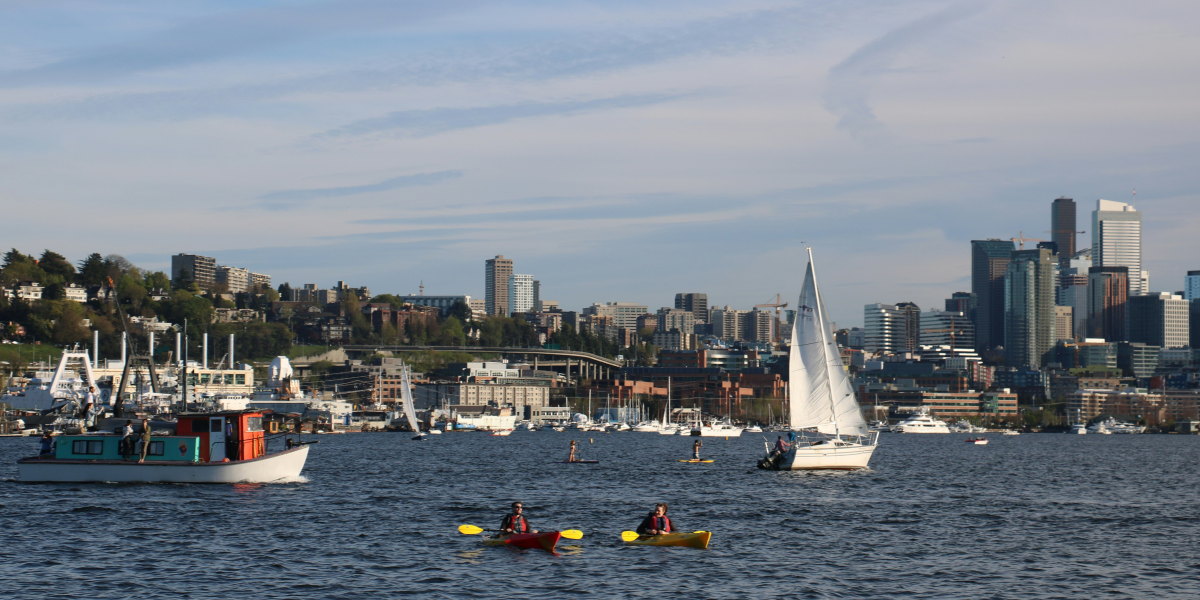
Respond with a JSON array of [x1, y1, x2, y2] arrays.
[[3, 0, 1198, 327]]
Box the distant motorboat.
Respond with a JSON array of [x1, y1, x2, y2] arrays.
[[966, 437, 988, 445], [892, 407, 950, 434], [1069, 423, 1087, 434], [743, 424, 763, 433], [692, 418, 743, 437], [1002, 430, 1020, 436]]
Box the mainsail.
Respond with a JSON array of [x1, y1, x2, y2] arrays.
[[788, 250, 870, 437], [400, 365, 422, 434]]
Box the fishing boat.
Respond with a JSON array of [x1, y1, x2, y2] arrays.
[[758, 248, 879, 471], [17, 409, 311, 483]]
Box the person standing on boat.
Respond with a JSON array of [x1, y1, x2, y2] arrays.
[[636, 503, 676, 535], [38, 431, 55, 457], [500, 502, 537, 534], [120, 420, 135, 459], [568, 440, 578, 462], [692, 439, 702, 460], [137, 418, 152, 464]]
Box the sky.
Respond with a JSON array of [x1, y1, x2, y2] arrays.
[[2, 0, 1198, 327]]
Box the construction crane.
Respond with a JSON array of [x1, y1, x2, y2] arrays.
[[1010, 230, 1044, 251], [922, 316, 960, 351], [754, 294, 789, 343]]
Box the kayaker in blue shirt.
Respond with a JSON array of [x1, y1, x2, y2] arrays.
[[500, 502, 538, 534], [636, 503, 676, 535]]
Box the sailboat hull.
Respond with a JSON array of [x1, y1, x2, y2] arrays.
[[777, 442, 876, 470]]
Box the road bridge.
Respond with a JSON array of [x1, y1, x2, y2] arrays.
[[341, 345, 622, 381]]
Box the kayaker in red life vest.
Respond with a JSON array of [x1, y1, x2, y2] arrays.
[[636, 503, 676, 535], [500, 501, 538, 534]]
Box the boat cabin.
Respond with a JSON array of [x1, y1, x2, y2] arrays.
[[176, 410, 268, 462]]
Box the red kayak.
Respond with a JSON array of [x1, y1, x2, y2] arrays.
[[483, 531, 563, 552]]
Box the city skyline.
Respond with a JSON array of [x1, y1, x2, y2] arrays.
[[2, 2, 1198, 328]]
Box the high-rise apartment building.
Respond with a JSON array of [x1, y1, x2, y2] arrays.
[[1087, 266, 1129, 341], [171, 253, 217, 290], [656, 307, 695, 335], [1092, 199, 1144, 296], [971, 240, 1014, 351], [485, 255, 513, 316], [674, 293, 709, 324], [1051, 197, 1077, 268], [743, 310, 773, 344], [709, 306, 746, 341], [1004, 248, 1056, 369], [1054, 306, 1074, 341], [532, 280, 540, 312], [1058, 249, 1091, 340], [583, 302, 649, 330], [864, 303, 920, 354], [249, 272, 271, 290], [1127, 292, 1190, 349], [944, 292, 974, 316], [509, 274, 534, 314], [919, 310, 974, 349], [1185, 270, 1200, 302], [215, 266, 250, 294]]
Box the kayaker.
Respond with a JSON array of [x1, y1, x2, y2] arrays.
[[692, 439, 702, 460], [636, 503, 676, 535], [568, 440, 577, 462], [500, 501, 537, 534]]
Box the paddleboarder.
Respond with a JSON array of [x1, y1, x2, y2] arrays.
[[692, 439, 702, 460], [568, 440, 578, 462], [636, 503, 676, 535], [500, 501, 537, 534]]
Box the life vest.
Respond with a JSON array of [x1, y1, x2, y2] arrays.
[[652, 515, 672, 533], [506, 514, 527, 533]]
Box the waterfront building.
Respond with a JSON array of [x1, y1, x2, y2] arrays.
[[413, 382, 550, 414], [1051, 197, 1077, 268], [215, 266, 250, 294], [971, 239, 1015, 351], [508, 273, 534, 315], [1005, 248, 1056, 369], [485, 255, 513, 316], [1128, 292, 1190, 349], [1088, 266, 1129, 341], [172, 253, 216, 290], [864, 303, 920, 354], [674, 293, 709, 324], [1092, 199, 1145, 296], [919, 310, 974, 349], [1055, 306, 1074, 341]]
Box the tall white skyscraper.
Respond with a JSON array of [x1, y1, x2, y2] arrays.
[[1091, 199, 1144, 296], [508, 273, 534, 314]]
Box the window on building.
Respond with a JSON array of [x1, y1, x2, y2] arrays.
[[236, 374, 246, 385]]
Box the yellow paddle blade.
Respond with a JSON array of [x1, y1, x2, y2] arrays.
[[560, 529, 584, 540], [694, 531, 708, 534], [620, 531, 640, 542], [458, 524, 483, 535]]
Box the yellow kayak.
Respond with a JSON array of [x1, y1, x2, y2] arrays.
[[624, 531, 711, 549]]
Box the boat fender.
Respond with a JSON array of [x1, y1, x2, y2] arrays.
[[222, 457, 230, 462]]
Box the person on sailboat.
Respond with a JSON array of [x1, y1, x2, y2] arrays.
[[692, 439, 702, 460], [568, 440, 578, 462], [636, 503, 676, 536], [770, 435, 791, 458], [499, 502, 537, 534]]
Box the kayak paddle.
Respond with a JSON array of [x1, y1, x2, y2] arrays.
[[620, 531, 641, 542], [458, 524, 583, 539]]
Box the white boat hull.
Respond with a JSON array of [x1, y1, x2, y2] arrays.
[[691, 428, 743, 437], [17, 445, 310, 483], [781, 441, 876, 470], [893, 425, 950, 433]]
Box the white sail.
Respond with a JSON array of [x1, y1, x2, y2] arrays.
[[400, 366, 422, 434], [788, 251, 869, 437]]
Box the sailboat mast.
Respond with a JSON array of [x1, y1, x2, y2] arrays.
[[806, 247, 840, 437]]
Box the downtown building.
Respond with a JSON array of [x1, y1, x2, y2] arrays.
[[674, 292, 709, 324], [485, 255, 513, 316], [1004, 248, 1056, 369], [1092, 199, 1146, 296], [919, 310, 974, 350], [1088, 266, 1129, 341], [1051, 197, 1078, 268], [971, 239, 1015, 352], [1128, 292, 1190, 349], [583, 302, 649, 330], [1058, 248, 1091, 341], [864, 302, 920, 354], [508, 274, 535, 314]]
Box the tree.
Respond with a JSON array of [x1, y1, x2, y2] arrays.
[[172, 267, 196, 291], [77, 253, 108, 287], [42, 282, 66, 300], [277, 282, 292, 301], [39, 250, 76, 280], [449, 299, 473, 323], [53, 302, 90, 344], [143, 271, 171, 291], [436, 316, 466, 346], [104, 254, 139, 279]]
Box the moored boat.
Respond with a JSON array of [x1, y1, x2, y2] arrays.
[[624, 531, 711, 549]]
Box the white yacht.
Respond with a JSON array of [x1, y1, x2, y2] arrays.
[[692, 418, 743, 437], [1089, 416, 1144, 434], [1069, 423, 1088, 434], [892, 407, 951, 433], [743, 424, 763, 433], [632, 421, 662, 433]]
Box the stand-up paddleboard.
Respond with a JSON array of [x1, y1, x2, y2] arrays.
[[560, 460, 600, 464], [678, 459, 714, 463]]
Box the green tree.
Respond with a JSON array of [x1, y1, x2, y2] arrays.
[[77, 253, 108, 287], [52, 302, 90, 344], [39, 250, 76, 280], [449, 299, 473, 323], [436, 316, 466, 346], [143, 271, 171, 291], [42, 282, 66, 300]]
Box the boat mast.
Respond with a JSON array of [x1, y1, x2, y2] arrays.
[[806, 247, 840, 438]]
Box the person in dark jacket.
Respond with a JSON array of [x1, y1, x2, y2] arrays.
[[636, 503, 676, 535], [38, 431, 55, 457], [500, 501, 538, 534]]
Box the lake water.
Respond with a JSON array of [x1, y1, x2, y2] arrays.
[[2, 431, 1198, 599]]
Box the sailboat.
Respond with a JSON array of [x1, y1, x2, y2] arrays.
[[758, 248, 879, 470], [399, 366, 425, 440]]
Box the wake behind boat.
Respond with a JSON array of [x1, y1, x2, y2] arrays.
[[758, 248, 879, 471]]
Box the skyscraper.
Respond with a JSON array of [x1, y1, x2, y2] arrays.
[[1092, 199, 1144, 296], [864, 302, 920, 354], [509, 273, 534, 314], [944, 291, 974, 315], [1058, 249, 1091, 341], [1050, 197, 1076, 268], [1128, 292, 1190, 349], [1087, 266, 1129, 341], [485, 255, 513, 316], [1004, 248, 1056, 368], [1185, 270, 1200, 302], [971, 239, 1015, 351], [674, 293, 709, 323]]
